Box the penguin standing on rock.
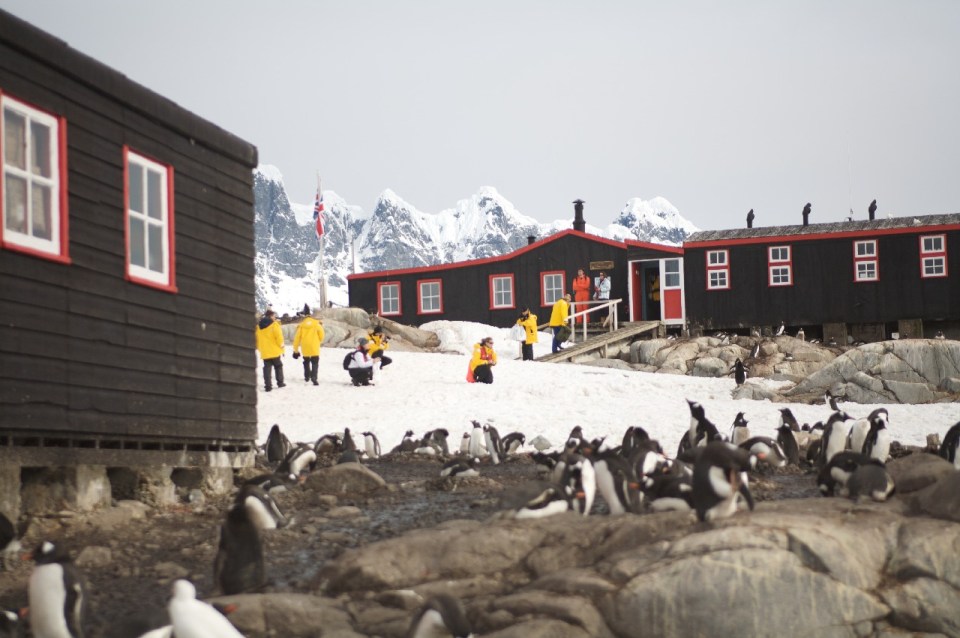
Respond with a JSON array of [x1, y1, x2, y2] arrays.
[[862, 410, 892, 462], [468, 421, 484, 458], [265, 424, 291, 465], [561, 455, 596, 516], [938, 421, 960, 468], [236, 484, 289, 531], [483, 424, 502, 465], [776, 424, 801, 466], [729, 359, 748, 386], [730, 413, 751, 446], [362, 431, 381, 460], [27, 541, 87, 638], [213, 499, 265, 595], [406, 594, 473, 638], [819, 412, 853, 467], [459, 432, 471, 454], [169, 580, 244, 638], [692, 442, 756, 522]]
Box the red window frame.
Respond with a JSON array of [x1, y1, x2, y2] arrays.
[[0, 90, 70, 264], [489, 273, 515, 310], [377, 281, 402, 316], [853, 239, 879, 282], [919, 234, 947, 279], [705, 249, 730, 290], [540, 270, 566, 307], [123, 146, 177, 292], [768, 245, 793, 287], [416, 278, 443, 315]]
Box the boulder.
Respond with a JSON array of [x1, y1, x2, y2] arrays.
[[886, 453, 956, 494], [941, 377, 960, 393], [885, 380, 936, 405], [303, 463, 386, 496], [731, 383, 778, 401], [214, 593, 361, 638], [691, 357, 728, 378], [320, 307, 373, 330], [915, 472, 960, 522], [634, 339, 671, 365]]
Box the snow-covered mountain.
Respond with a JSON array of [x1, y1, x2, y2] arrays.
[[253, 166, 698, 314]]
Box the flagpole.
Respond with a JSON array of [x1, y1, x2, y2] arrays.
[[317, 171, 327, 309]]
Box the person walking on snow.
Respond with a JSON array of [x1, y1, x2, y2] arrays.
[[549, 293, 572, 353], [516, 308, 539, 361], [256, 309, 285, 391], [292, 306, 324, 385]]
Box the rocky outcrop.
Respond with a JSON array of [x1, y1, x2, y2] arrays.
[[280, 308, 440, 351], [788, 340, 960, 404]]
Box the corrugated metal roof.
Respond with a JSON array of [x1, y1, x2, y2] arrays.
[[686, 213, 960, 243]]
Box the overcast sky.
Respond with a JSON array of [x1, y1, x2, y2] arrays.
[[5, 1, 960, 230]]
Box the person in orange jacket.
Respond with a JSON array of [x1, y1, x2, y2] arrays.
[[572, 268, 591, 327]]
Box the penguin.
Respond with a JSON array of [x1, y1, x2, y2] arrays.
[[796, 328, 805, 341], [775, 321, 785, 336], [819, 411, 853, 467], [530, 451, 559, 474], [730, 412, 751, 446], [561, 454, 596, 516], [938, 421, 960, 468], [551, 438, 582, 484], [691, 442, 756, 522], [592, 450, 641, 515], [847, 463, 895, 502], [748, 342, 761, 360], [213, 500, 265, 595], [168, 580, 244, 638], [425, 428, 451, 455], [393, 430, 417, 454], [278, 444, 317, 478], [776, 424, 801, 466], [683, 400, 722, 452], [0, 610, 22, 638], [629, 441, 670, 479], [338, 448, 362, 464], [500, 432, 525, 455], [265, 424, 291, 465], [314, 432, 343, 455], [0, 512, 22, 572], [117, 603, 238, 638], [483, 424, 502, 465], [729, 359, 748, 386], [935, 330, 946, 340], [342, 427, 357, 452], [862, 410, 892, 462], [440, 457, 479, 478], [620, 426, 650, 458], [236, 484, 289, 530], [242, 470, 298, 495], [567, 425, 585, 447], [27, 541, 87, 638], [362, 431, 381, 460], [467, 421, 484, 458], [738, 436, 787, 468], [513, 485, 574, 519], [459, 432, 471, 454], [642, 474, 694, 512], [847, 414, 872, 454], [406, 593, 473, 638], [817, 451, 872, 497]]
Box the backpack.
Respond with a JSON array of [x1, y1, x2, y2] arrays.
[[342, 352, 354, 370]]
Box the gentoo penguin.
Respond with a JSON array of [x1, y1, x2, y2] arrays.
[[730, 412, 751, 446], [682, 400, 722, 453], [500, 432, 525, 455], [27, 541, 87, 638], [242, 470, 298, 495], [116, 602, 238, 638], [817, 451, 872, 497], [342, 428, 357, 452], [620, 426, 650, 458], [561, 455, 596, 516], [824, 389, 842, 411], [567, 425, 585, 448], [406, 594, 473, 638], [629, 440, 670, 480], [938, 421, 960, 468], [778, 407, 801, 432], [691, 442, 756, 522], [0, 610, 22, 638], [236, 484, 289, 530], [265, 423, 291, 465], [338, 448, 362, 464], [424, 428, 451, 455], [213, 501, 265, 595], [468, 421, 484, 458], [776, 424, 801, 466], [729, 359, 748, 385], [393, 430, 417, 454], [847, 463, 895, 502], [748, 342, 761, 360], [862, 410, 892, 462], [278, 444, 317, 478], [0, 513, 22, 572], [459, 432, 471, 454], [314, 432, 343, 455], [775, 321, 785, 336], [819, 411, 853, 467], [169, 580, 244, 638], [796, 328, 805, 341], [513, 485, 574, 519], [363, 431, 382, 460], [483, 424, 502, 465], [847, 414, 872, 455], [592, 450, 641, 515], [440, 457, 479, 478], [738, 436, 787, 468], [642, 474, 694, 512]]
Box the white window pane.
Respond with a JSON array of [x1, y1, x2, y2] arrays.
[[4, 174, 27, 233], [147, 169, 163, 220], [31, 183, 52, 240], [130, 217, 145, 267], [30, 121, 51, 178], [3, 109, 26, 170], [147, 223, 164, 272], [128, 164, 144, 213]]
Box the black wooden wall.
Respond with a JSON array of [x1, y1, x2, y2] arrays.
[[0, 12, 259, 444], [348, 231, 631, 327], [684, 228, 960, 331]]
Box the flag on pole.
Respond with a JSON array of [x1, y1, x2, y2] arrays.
[[313, 190, 325, 240]]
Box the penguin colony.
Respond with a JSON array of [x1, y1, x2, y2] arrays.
[[3, 408, 958, 637]]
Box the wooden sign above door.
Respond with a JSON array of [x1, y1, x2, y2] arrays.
[[589, 260, 614, 271]]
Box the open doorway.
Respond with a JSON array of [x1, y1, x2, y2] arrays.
[[642, 264, 661, 320]]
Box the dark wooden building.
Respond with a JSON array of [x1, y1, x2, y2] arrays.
[[683, 214, 960, 340], [348, 229, 687, 327], [0, 11, 259, 465]]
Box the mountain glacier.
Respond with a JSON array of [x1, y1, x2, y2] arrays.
[[253, 166, 699, 315]]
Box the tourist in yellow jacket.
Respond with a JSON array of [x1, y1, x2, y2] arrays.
[[516, 308, 538, 361], [467, 337, 497, 384], [292, 306, 324, 386], [549, 293, 572, 353], [366, 325, 393, 370], [256, 309, 285, 391]]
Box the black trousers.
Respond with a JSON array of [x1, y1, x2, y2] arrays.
[[349, 367, 374, 386], [473, 364, 494, 384], [302, 356, 319, 383], [521, 343, 534, 361], [371, 350, 392, 367], [262, 357, 284, 389]]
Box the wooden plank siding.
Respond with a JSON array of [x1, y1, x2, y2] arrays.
[[0, 11, 258, 447]]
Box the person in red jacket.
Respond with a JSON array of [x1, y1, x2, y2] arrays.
[[572, 268, 591, 327]]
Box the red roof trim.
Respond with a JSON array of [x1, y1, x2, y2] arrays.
[[624, 239, 684, 254], [685, 223, 960, 248], [347, 229, 627, 280]]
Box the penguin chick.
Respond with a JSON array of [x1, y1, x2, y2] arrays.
[[692, 442, 756, 522], [169, 579, 244, 638], [406, 593, 473, 638], [28, 541, 87, 638]]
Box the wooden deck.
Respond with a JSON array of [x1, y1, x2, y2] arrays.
[[536, 321, 663, 363]]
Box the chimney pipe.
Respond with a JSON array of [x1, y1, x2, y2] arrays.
[[527, 235, 536, 245], [746, 209, 754, 229], [802, 203, 811, 227], [572, 199, 586, 232]]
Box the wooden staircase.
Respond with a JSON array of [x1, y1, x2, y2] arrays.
[[536, 321, 663, 363]]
